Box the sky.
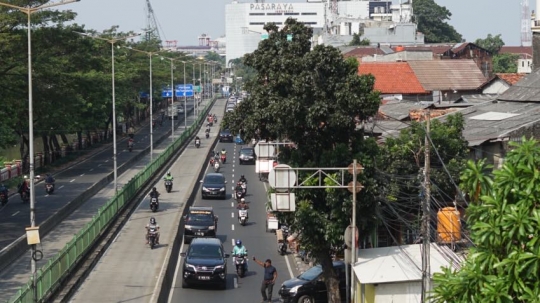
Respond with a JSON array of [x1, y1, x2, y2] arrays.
[[68, 0, 534, 46]]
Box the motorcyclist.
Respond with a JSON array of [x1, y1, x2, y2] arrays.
[[128, 126, 135, 139], [220, 148, 227, 156], [18, 176, 30, 195], [239, 175, 247, 184], [235, 182, 243, 195], [128, 137, 134, 147], [45, 174, 55, 184], [195, 136, 201, 145], [163, 172, 174, 182], [0, 183, 8, 198], [236, 198, 249, 210], [232, 239, 248, 270], [145, 217, 160, 245], [149, 187, 160, 199]]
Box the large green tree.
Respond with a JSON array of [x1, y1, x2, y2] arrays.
[[432, 138, 540, 302], [413, 0, 462, 43], [475, 33, 505, 55], [223, 18, 380, 302], [493, 53, 520, 73]]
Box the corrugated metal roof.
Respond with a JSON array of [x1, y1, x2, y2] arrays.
[[497, 68, 540, 102], [379, 102, 426, 120], [408, 60, 487, 91], [353, 244, 464, 284], [469, 112, 521, 121]]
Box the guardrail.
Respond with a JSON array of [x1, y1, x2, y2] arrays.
[[6, 98, 217, 303]]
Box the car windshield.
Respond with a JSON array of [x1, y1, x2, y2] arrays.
[[188, 244, 223, 259], [240, 149, 253, 156], [298, 265, 322, 281], [187, 213, 214, 224], [221, 130, 231, 135], [205, 176, 224, 184]]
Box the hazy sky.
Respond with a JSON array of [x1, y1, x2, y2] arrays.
[[68, 0, 533, 46]]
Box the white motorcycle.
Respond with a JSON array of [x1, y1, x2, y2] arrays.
[[241, 182, 247, 195], [213, 161, 220, 172], [238, 207, 248, 226]]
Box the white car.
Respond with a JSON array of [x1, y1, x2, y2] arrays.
[[177, 106, 185, 114]]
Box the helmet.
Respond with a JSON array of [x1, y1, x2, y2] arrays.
[[167, 171, 171, 176], [150, 217, 156, 224], [235, 239, 242, 246], [240, 198, 245, 203], [241, 175, 245, 179], [152, 187, 157, 191], [222, 148, 225, 151]]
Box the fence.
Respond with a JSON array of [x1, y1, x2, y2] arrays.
[[7, 99, 215, 303]]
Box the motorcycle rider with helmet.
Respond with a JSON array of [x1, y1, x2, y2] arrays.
[[149, 187, 160, 201], [239, 175, 247, 184], [163, 172, 174, 182], [18, 176, 30, 196], [232, 239, 248, 270], [145, 217, 160, 245], [235, 182, 243, 194], [0, 183, 8, 205], [237, 198, 249, 210]]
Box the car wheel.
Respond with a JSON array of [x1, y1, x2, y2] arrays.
[[298, 295, 314, 303]]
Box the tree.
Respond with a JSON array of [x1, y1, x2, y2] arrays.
[[432, 138, 540, 302], [474, 33, 505, 54], [222, 18, 380, 303], [376, 114, 468, 243], [349, 33, 370, 46], [412, 0, 462, 43], [493, 53, 519, 73]]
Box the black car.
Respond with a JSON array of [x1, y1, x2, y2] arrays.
[[219, 129, 234, 142], [200, 173, 227, 199], [180, 238, 229, 289], [183, 206, 218, 244], [238, 147, 256, 164], [278, 261, 347, 303]]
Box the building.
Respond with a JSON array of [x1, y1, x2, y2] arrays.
[[225, 0, 422, 64]]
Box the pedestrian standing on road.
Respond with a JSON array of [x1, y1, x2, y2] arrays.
[[253, 257, 277, 302]]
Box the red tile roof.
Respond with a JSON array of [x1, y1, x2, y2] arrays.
[[358, 62, 428, 94], [392, 44, 453, 55], [496, 73, 526, 85]]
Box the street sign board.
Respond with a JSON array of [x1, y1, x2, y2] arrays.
[[268, 164, 296, 192], [175, 90, 194, 97], [161, 90, 173, 98], [175, 84, 193, 91]]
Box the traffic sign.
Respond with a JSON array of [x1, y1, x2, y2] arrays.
[[268, 164, 296, 192], [175, 84, 193, 91], [161, 90, 173, 98], [175, 90, 194, 97]]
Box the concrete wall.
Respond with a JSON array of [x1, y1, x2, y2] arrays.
[[375, 281, 422, 303], [533, 33, 540, 72], [363, 23, 423, 45]]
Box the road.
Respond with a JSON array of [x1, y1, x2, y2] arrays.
[[0, 100, 195, 251], [0, 99, 203, 302], [68, 103, 304, 303], [166, 141, 298, 303]]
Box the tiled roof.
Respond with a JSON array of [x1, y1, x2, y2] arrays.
[[496, 73, 526, 85], [344, 47, 387, 58], [499, 46, 532, 59], [358, 62, 428, 94], [392, 44, 453, 55], [498, 67, 540, 102], [408, 60, 487, 91]]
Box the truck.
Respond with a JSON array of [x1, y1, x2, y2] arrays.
[[167, 104, 178, 120]]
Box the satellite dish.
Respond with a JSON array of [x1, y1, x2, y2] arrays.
[[254, 142, 275, 158], [268, 164, 296, 192]]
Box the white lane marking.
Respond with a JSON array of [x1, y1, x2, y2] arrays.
[[70, 179, 75, 183], [234, 277, 238, 289], [284, 253, 295, 279], [104, 160, 109, 163], [98, 164, 102, 167], [59, 185, 64, 189], [80, 174, 85, 177], [165, 239, 186, 303], [12, 211, 19, 216], [231, 212, 234, 218], [89, 169, 94, 172], [232, 174, 234, 179], [231, 239, 235, 247], [231, 224, 235, 231], [232, 168, 234, 173], [231, 201, 234, 208]]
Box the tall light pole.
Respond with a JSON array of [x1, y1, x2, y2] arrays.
[[192, 62, 196, 117], [182, 61, 187, 130], [0, 1, 80, 301], [161, 57, 177, 142], [126, 47, 159, 161], [76, 32, 142, 193]]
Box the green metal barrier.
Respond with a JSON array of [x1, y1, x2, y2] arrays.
[[7, 99, 217, 303]]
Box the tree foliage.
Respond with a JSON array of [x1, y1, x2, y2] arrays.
[[475, 33, 505, 55], [222, 18, 380, 303], [412, 0, 462, 43], [493, 53, 520, 73], [432, 138, 540, 303], [349, 33, 370, 46]]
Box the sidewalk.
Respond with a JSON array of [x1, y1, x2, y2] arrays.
[[0, 98, 213, 302]]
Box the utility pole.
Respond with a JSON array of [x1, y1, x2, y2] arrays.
[[421, 111, 431, 302]]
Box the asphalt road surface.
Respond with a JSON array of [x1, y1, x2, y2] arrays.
[[0, 100, 195, 251]]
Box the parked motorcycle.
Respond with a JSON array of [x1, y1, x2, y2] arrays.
[[195, 138, 201, 148], [150, 197, 159, 212], [234, 253, 248, 277], [45, 183, 55, 195], [0, 192, 8, 206], [165, 180, 173, 193], [148, 227, 158, 249], [278, 225, 289, 255], [238, 207, 248, 226]]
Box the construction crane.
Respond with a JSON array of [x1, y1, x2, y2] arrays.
[[144, 0, 165, 47]]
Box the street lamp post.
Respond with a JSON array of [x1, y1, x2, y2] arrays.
[[182, 61, 187, 130], [76, 32, 143, 193], [126, 47, 158, 161], [0, 1, 80, 301], [161, 57, 178, 142], [192, 62, 196, 117]]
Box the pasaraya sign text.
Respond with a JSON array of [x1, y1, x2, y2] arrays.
[[250, 3, 294, 13]]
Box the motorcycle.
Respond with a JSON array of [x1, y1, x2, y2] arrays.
[[148, 227, 158, 249], [128, 140, 134, 152], [20, 190, 29, 203], [234, 253, 248, 277], [238, 207, 248, 226], [240, 182, 247, 195], [150, 197, 159, 212], [205, 128, 210, 139], [45, 183, 55, 195], [278, 225, 289, 255], [235, 190, 244, 200], [213, 161, 220, 173], [0, 192, 7, 206], [195, 139, 201, 148], [220, 154, 226, 163], [165, 180, 173, 193]]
